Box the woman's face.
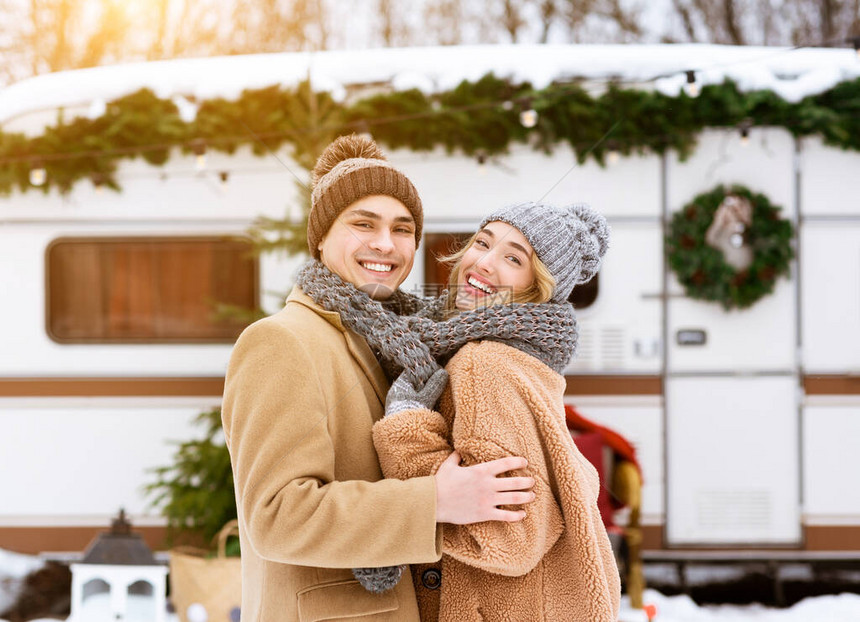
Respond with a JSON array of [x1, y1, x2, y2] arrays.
[[454, 221, 536, 311]]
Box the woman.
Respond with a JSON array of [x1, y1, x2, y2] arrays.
[[369, 201, 621, 622]]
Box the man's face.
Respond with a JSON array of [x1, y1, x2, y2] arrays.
[[317, 195, 417, 300]]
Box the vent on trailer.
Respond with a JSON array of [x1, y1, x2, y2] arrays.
[[570, 325, 627, 370], [601, 326, 626, 368], [695, 489, 772, 531]]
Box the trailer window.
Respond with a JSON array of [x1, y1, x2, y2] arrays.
[[46, 237, 258, 343], [424, 232, 472, 292], [569, 274, 599, 309], [424, 232, 600, 309]]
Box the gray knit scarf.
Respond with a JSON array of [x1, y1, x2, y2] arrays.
[[295, 260, 578, 382]]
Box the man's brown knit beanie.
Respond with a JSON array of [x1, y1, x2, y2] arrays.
[[307, 134, 423, 258]]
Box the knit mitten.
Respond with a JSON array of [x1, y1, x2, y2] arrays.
[[385, 368, 448, 417], [352, 564, 407, 593]]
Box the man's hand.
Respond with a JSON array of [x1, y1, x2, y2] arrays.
[[434, 451, 536, 524]]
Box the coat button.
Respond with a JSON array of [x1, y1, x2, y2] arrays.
[[421, 568, 441, 590]]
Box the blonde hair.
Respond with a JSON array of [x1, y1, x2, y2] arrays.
[[441, 230, 556, 312]]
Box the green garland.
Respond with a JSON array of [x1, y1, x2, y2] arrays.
[[666, 185, 794, 310], [2, 73, 860, 195]]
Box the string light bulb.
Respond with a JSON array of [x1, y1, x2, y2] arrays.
[[476, 151, 488, 175], [191, 140, 207, 172], [91, 173, 106, 195], [606, 143, 621, 166], [29, 163, 47, 186], [519, 108, 538, 128], [739, 118, 753, 147], [684, 70, 700, 98], [519, 101, 538, 128]]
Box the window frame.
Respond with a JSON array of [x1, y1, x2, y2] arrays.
[[44, 235, 260, 345]]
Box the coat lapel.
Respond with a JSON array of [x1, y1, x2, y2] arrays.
[[343, 331, 390, 405], [286, 286, 389, 405]]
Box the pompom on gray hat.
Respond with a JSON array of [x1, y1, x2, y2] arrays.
[[308, 134, 423, 258], [479, 201, 610, 303]]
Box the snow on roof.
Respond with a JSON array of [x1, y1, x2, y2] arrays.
[[1, 44, 858, 125]]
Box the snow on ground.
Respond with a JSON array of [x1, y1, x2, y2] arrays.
[[3, 549, 860, 622], [8, 591, 860, 622], [1, 44, 859, 125], [0, 548, 44, 613], [619, 589, 860, 622]]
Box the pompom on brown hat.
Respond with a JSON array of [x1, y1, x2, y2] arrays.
[[307, 134, 423, 258]]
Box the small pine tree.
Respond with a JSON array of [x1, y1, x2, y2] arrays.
[[144, 408, 237, 547]]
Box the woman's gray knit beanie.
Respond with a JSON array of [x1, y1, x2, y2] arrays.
[[479, 201, 610, 303]]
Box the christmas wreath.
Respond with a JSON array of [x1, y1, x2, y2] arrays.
[[666, 185, 794, 310]]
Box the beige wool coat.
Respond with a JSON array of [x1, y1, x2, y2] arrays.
[[222, 287, 443, 622], [373, 340, 621, 622]]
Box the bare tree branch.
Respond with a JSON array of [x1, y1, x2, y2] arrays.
[[598, 0, 643, 38], [501, 0, 527, 42], [423, 0, 465, 46], [5, 0, 858, 87], [671, 0, 700, 41], [821, 0, 837, 41], [538, 0, 557, 43], [150, 0, 171, 59], [723, 0, 745, 45]]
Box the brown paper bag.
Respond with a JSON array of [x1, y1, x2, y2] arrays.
[[169, 520, 241, 622]]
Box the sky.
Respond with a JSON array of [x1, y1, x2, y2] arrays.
[[0, 0, 679, 88]]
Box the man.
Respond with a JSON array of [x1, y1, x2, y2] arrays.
[[222, 135, 535, 621]]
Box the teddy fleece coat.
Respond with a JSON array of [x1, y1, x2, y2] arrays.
[[373, 340, 621, 622], [222, 287, 443, 622]]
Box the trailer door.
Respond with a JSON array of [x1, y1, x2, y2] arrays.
[[664, 129, 801, 546]]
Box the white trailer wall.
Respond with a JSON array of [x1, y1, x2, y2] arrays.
[[0, 150, 305, 531], [799, 136, 860, 530], [2, 125, 860, 545], [0, 398, 217, 525]]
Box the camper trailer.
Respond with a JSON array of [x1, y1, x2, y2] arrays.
[[0, 45, 858, 559]]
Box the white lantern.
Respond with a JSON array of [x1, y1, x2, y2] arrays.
[[68, 510, 168, 622]]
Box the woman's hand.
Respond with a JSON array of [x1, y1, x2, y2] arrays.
[[384, 368, 449, 416]]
